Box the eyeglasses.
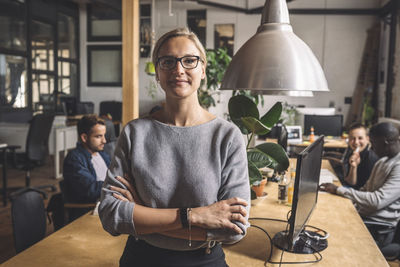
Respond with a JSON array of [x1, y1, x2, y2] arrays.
[[157, 56, 201, 70]]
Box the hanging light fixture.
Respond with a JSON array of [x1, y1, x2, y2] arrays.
[[220, 0, 329, 96]]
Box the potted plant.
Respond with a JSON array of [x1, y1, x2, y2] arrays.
[[228, 95, 290, 199], [198, 48, 232, 109], [144, 61, 158, 100]]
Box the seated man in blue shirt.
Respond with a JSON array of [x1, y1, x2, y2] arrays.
[[63, 115, 111, 219]]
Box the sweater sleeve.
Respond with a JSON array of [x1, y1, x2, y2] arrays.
[[207, 128, 251, 244], [336, 164, 400, 213], [98, 126, 136, 237]]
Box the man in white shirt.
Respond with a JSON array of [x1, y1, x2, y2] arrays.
[[63, 115, 111, 220]]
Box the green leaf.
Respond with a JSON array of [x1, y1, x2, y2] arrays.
[[247, 149, 272, 168], [231, 118, 249, 135], [254, 142, 289, 172], [248, 161, 263, 186], [229, 95, 259, 134], [241, 117, 270, 135], [229, 95, 259, 119], [260, 102, 283, 128]]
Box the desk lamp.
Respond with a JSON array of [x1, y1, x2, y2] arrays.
[[220, 0, 329, 97]]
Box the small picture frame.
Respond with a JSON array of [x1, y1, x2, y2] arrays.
[[286, 126, 303, 144]]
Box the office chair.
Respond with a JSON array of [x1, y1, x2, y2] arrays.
[[11, 189, 47, 253], [277, 124, 288, 152], [304, 114, 343, 137], [364, 220, 400, 260], [104, 118, 117, 158], [76, 101, 94, 114], [9, 114, 57, 199], [99, 101, 122, 135], [58, 180, 96, 223]]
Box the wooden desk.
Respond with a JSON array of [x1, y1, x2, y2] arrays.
[[2, 161, 388, 266], [224, 160, 388, 266], [2, 214, 127, 267], [293, 138, 348, 149]]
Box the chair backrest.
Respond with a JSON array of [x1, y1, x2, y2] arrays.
[[99, 101, 122, 121], [104, 119, 117, 143], [278, 125, 288, 151], [304, 114, 343, 136], [26, 114, 55, 162], [11, 190, 46, 253], [76, 101, 94, 114]]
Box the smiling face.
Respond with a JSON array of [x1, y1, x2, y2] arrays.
[[155, 36, 205, 100], [348, 127, 369, 152]]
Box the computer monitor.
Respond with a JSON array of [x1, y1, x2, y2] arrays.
[[304, 114, 343, 136], [272, 136, 328, 254]]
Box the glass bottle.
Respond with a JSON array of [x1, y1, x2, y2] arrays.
[[287, 169, 296, 206], [309, 126, 315, 143], [278, 172, 288, 204]]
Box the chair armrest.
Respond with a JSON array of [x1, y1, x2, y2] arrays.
[[64, 203, 96, 209], [323, 156, 343, 164], [323, 151, 344, 158], [363, 220, 394, 228]]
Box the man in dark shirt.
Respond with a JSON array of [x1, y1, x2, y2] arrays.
[[63, 115, 111, 220], [342, 123, 378, 189]]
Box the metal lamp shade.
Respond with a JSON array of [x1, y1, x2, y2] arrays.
[[220, 0, 329, 96]]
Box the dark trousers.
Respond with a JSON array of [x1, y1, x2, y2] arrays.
[[365, 223, 395, 248], [120, 236, 228, 267]]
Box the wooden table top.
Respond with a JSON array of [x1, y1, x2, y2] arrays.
[[2, 161, 387, 267], [293, 138, 348, 149], [224, 160, 388, 266]]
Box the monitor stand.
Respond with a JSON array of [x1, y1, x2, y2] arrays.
[[272, 230, 328, 254]]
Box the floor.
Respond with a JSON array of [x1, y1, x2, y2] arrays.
[[0, 157, 59, 264]]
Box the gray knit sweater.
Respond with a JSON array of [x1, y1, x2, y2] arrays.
[[337, 152, 400, 226], [98, 117, 250, 251]]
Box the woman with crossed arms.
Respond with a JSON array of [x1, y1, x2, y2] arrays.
[[99, 28, 250, 267]]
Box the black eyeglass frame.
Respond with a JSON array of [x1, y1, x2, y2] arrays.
[[156, 55, 202, 70]]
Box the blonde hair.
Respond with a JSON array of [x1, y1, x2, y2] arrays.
[[152, 27, 207, 68]]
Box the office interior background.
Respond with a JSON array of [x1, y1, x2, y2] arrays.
[[0, 0, 400, 264], [0, 0, 399, 126]]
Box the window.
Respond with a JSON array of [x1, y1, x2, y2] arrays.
[[87, 45, 122, 86], [87, 1, 121, 41], [0, 0, 28, 109], [0, 54, 28, 108], [31, 20, 55, 71], [187, 10, 206, 47], [58, 12, 78, 97], [0, 0, 79, 116], [214, 24, 234, 57], [140, 4, 151, 58], [58, 13, 77, 59], [0, 0, 27, 52]]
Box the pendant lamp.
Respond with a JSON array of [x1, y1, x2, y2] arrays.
[[220, 0, 329, 96]]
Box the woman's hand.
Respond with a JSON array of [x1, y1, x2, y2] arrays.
[[191, 197, 248, 234], [349, 152, 361, 168], [110, 176, 142, 204]]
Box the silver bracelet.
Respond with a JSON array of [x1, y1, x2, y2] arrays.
[[188, 208, 192, 247]]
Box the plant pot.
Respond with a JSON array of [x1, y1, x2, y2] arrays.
[[251, 179, 267, 197]]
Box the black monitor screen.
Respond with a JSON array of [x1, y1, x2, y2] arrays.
[[304, 115, 343, 136], [288, 136, 324, 247]]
